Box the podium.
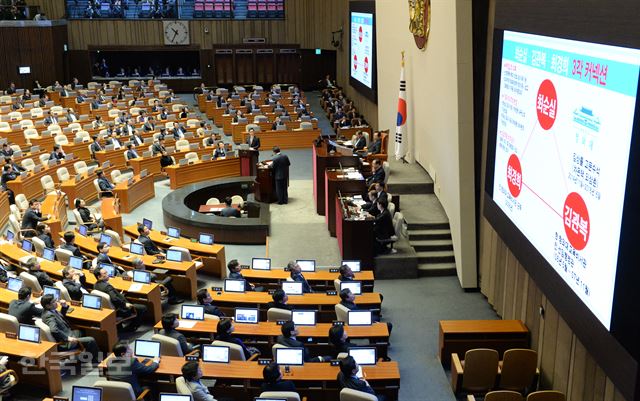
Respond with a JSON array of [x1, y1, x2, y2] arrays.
[[255, 161, 277, 203], [239, 149, 258, 176]]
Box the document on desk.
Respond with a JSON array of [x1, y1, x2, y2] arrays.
[[346, 171, 364, 180], [178, 320, 197, 329], [129, 283, 144, 292]]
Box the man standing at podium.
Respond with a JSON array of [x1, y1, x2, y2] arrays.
[[270, 146, 291, 205]]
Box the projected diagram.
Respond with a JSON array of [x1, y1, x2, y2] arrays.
[[350, 12, 373, 88], [492, 31, 640, 328]]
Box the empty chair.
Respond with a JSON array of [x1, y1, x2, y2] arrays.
[[9, 204, 21, 220], [335, 303, 349, 322], [108, 109, 119, 118], [57, 167, 70, 182], [8, 111, 21, 121], [54, 134, 69, 145], [68, 122, 82, 132], [19, 272, 43, 294], [48, 124, 62, 134], [231, 194, 244, 207], [260, 392, 301, 401], [206, 197, 220, 205], [111, 170, 122, 183], [468, 391, 524, 401], [267, 308, 292, 322], [451, 348, 500, 395], [21, 158, 36, 171], [9, 215, 31, 239], [76, 130, 90, 142], [299, 121, 313, 130], [73, 161, 88, 175], [340, 388, 378, 401], [246, 123, 260, 132], [40, 175, 57, 195], [388, 201, 396, 217], [0, 122, 10, 132], [38, 153, 50, 166], [253, 115, 268, 123], [151, 333, 193, 357], [185, 152, 198, 162], [175, 139, 190, 151], [30, 107, 43, 118], [171, 103, 184, 112], [526, 391, 565, 401], [186, 119, 199, 128], [93, 380, 149, 401], [211, 340, 257, 361], [31, 236, 45, 256], [24, 128, 39, 141], [0, 313, 19, 334], [19, 119, 33, 129], [499, 349, 538, 393]]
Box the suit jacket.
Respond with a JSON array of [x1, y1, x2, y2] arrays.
[[160, 328, 194, 355], [8, 298, 42, 324], [260, 380, 296, 393], [228, 271, 253, 292], [220, 207, 240, 218], [291, 271, 312, 293], [91, 141, 103, 153], [107, 357, 159, 396], [96, 253, 112, 265], [276, 335, 311, 361], [337, 372, 377, 396], [94, 280, 128, 312], [151, 143, 165, 156], [21, 208, 47, 230], [131, 134, 144, 146], [186, 380, 217, 401], [246, 135, 260, 150], [271, 153, 291, 181], [353, 137, 367, 151], [127, 149, 140, 160], [39, 233, 55, 248], [138, 234, 161, 255], [98, 177, 114, 191], [50, 151, 65, 160], [61, 242, 84, 259], [216, 333, 251, 359], [44, 116, 58, 125], [1, 171, 17, 188], [62, 278, 85, 301], [213, 148, 226, 159], [366, 167, 385, 186], [42, 305, 73, 342], [0, 149, 13, 157], [31, 270, 53, 287], [374, 209, 395, 240], [202, 303, 225, 317], [266, 301, 293, 311], [368, 139, 382, 154]]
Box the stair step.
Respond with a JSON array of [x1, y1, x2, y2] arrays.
[[416, 250, 455, 264], [410, 240, 453, 252], [408, 229, 451, 241], [417, 262, 457, 277], [407, 221, 450, 230], [386, 182, 434, 195]]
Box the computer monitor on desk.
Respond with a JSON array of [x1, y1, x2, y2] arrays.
[[201, 345, 230, 363], [99, 233, 112, 246], [181, 305, 204, 321], [251, 257, 271, 270], [159, 394, 191, 401], [282, 281, 303, 295], [349, 347, 377, 365], [69, 256, 83, 270], [134, 339, 161, 359], [340, 281, 362, 295], [7, 277, 22, 292], [296, 259, 315, 272], [18, 324, 40, 343], [72, 386, 102, 401], [224, 279, 246, 293], [341, 260, 361, 272], [275, 348, 304, 366], [130, 242, 144, 255], [292, 310, 316, 326], [199, 233, 214, 245]]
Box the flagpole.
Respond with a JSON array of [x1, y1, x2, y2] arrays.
[[395, 50, 408, 163]]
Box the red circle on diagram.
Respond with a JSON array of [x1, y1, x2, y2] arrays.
[[364, 57, 369, 73], [563, 192, 590, 250], [353, 54, 357, 70], [359, 26, 363, 42], [506, 154, 522, 197], [536, 79, 558, 130]]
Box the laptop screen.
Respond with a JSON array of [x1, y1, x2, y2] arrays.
[[132, 270, 151, 284], [282, 281, 303, 295], [82, 294, 102, 310], [7, 277, 22, 292], [78, 225, 88, 236], [159, 395, 191, 401], [296, 259, 316, 272], [99, 264, 116, 277], [349, 347, 377, 365], [224, 279, 246, 293], [99, 233, 112, 246], [42, 247, 55, 261], [251, 257, 271, 270], [43, 285, 60, 301], [181, 305, 204, 321], [6, 230, 14, 242], [21, 239, 33, 252], [69, 256, 83, 270], [142, 218, 152, 230], [166, 249, 182, 262], [129, 242, 144, 255], [134, 339, 161, 358], [340, 281, 362, 295], [201, 345, 230, 363], [18, 324, 40, 343], [348, 310, 373, 326], [167, 227, 180, 238], [292, 310, 316, 326], [275, 348, 304, 366], [234, 308, 258, 324], [72, 386, 102, 401], [341, 260, 361, 272], [199, 233, 213, 245]]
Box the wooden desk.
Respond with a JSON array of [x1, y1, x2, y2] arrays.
[[102, 197, 123, 239], [0, 333, 62, 395], [337, 126, 373, 139], [255, 163, 276, 203], [7, 159, 76, 201], [232, 128, 318, 150], [127, 145, 216, 177], [123, 224, 226, 278], [325, 171, 366, 237], [0, 191, 9, 231], [59, 165, 118, 204], [166, 156, 241, 189], [313, 143, 360, 215], [95, 148, 127, 168], [438, 320, 530, 367], [336, 197, 374, 268], [41, 192, 68, 246], [240, 268, 375, 292], [208, 290, 382, 323], [113, 174, 155, 213]]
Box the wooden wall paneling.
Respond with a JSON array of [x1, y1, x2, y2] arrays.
[[213, 50, 234, 86], [553, 317, 573, 395], [67, 50, 92, 84], [275, 51, 299, 84], [29, 0, 65, 19], [255, 50, 275, 85], [234, 50, 254, 85], [199, 49, 214, 86], [502, 252, 517, 319], [539, 296, 559, 389]]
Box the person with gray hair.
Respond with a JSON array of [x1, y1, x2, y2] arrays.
[[25, 256, 53, 288], [288, 261, 312, 293]]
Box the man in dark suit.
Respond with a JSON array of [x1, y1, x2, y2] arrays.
[[270, 146, 291, 205], [93, 266, 146, 331], [213, 141, 226, 159], [43, 111, 58, 126], [288, 261, 312, 293], [276, 321, 328, 362], [8, 287, 42, 324], [0, 165, 17, 204], [96, 169, 115, 196], [36, 223, 55, 248], [159, 313, 197, 355], [366, 159, 385, 186], [338, 264, 356, 282], [261, 363, 296, 393], [96, 242, 114, 266], [50, 145, 66, 161], [328, 325, 358, 358], [368, 131, 382, 154], [196, 289, 225, 318], [90, 135, 103, 155], [61, 231, 85, 259], [215, 318, 257, 360], [181, 361, 220, 401], [62, 266, 87, 301], [246, 128, 260, 152], [0, 144, 13, 158], [373, 198, 395, 255], [137, 224, 164, 256], [26, 257, 53, 288], [353, 130, 367, 151], [107, 341, 159, 397], [267, 288, 293, 311], [220, 197, 240, 218], [337, 356, 385, 401], [126, 143, 140, 160], [130, 131, 145, 147], [132, 258, 182, 304], [21, 199, 49, 237], [227, 259, 255, 292], [40, 294, 100, 363]]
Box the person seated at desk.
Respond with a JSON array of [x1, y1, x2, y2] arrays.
[[328, 325, 358, 358], [40, 294, 100, 364], [93, 266, 146, 331], [96, 169, 115, 196], [130, 130, 145, 147], [158, 108, 169, 121], [62, 266, 88, 301], [137, 223, 165, 257], [50, 145, 66, 161], [181, 361, 220, 401], [132, 257, 183, 304], [142, 117, 156, 132], [353, 130, 367, 151], [373, 198, 395, 256], [271, 116, 283, 131], [368, 131, 382, 155], [22, 199, 49, 238], [0, 144, 13, 158], [366, 159, 385, 187], [336, 116, 351, 129], [107, 340, 159, 398], [197, 122, 208, 137], [106, 130, 123, 149], [220, 197, 240, 218], [152, 137, 174, 169], [340, 288, 392, 333], [96, 242, 117, 267], [204, 131, 216, 147], [215, 318, 259, 359], [173, 123, 187, 140], [338, 264, 356, 282], [213, 141, 227, 159], [22, 89, 32, 101], [43, 111, 58, 126], [246, 128, 260, 153], [261, 363, 296, 393], [179, 107, 188, 119], [227, 259, 255, 291], [126, 143, 140, 160], [277, 321, 328, 362], [196, 288, 225, 318], [150, 100, 161, 113], [25, 256, 53, 288], [296, 109, 310, 120], [8, 286, 42, 324], [337, 356, 385, 401], [90, 136, 104, 155], [288, 261, 312, 293], [137, 110, 148, 124], [1, 165, 19, 203], [75, 198, 103, 230], [11, 100, 24, 111], [65, 107, 78, 122], [232, 110, 245, 123], [160, 313, 197, 355], [272, 101, 285, 112], [36, 223, 55, 248], [60, 231, 86, 260], [5, 82, 16, 95], [246, 99, 259, 114]]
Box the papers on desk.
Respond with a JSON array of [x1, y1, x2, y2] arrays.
[[129, 283, 144, 292], [178, 320, 197, 329], [345, 171, 364, 180], [343, 140, 353, 147], [353, 198, 367, 207]]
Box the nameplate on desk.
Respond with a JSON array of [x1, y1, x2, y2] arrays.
[[326, 290, 337, 296], [122, 275, 132, 281], [5, 332, 16, 339], [185, 355, 199, 362], [152, 268, 168, 275], [211, 286, 222, 292], [276, 320, 286, 326], [240, 265, 250, 269], [332, 321, 345, 326], [258, 358, 272, 365], [53, 397, 69, 401], [70, 300, 82, 307], [329, 268, 339, 273], [330, 360, 341, 366], [267, 289, 275, 295]]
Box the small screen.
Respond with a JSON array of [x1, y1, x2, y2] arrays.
[[132, 270, 151, 284], [42, 247, 55, 261], [43, 285, 60, 301], [166, 249, 182, 262], [292, 310, 316, 326], [349, 347, 377, 365], [159, 395, 191, 401], [142, 218, 153, 230], [167, 227, 180, 238], [199, 233, 213, 245], [18, 66, 30, 74], [99, 233, 112, 246], [82, 294, 102, 310], [100, 263, 116, 277], [224, 279, 246, 293], [7, 277, 22, 292], [130, 242, 144, 255], [69, 256, 83, 270], [18, 324, 40, 343], [275, 348, 304, 366], [181, 305, 204, 321], [202, 345, 230, 363], [21, 239, 33, 252], [348, 310, 373, 326], [340, 281, 362, 295], [296, 259, 316, 272], [134, 339, 161, 358], [234, 308, 258, 324], [72, 386, 102, 401], [6, 230, 14, 241], [341, 260, 361, 272], [251, 258, 271, 270], [282, 281, 303, 295], [78, 225, 88, 236]]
